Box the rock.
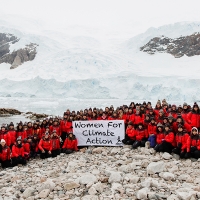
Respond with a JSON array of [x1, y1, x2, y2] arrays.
[[176, 188, 197, 200], [167, 194, 179, 200], [108, 172, 122, 183], [111, 183, 123, 194], [64, 182, 80, 191], [38, 179, 55, 192], [161, 172, 175, 181], [39, 189, 50, 198], [162, 152, 172, 160], [147, 161, 165, 174], [23, 187, 35, 198], [136, 187, 149, 199], [81, 195, 99, 200], [88, 187, 97, 195], [92, 147, 103, 154], [79, 174, 98, 185], [172, 154, 180, 160], [110, 147, 120, 155], [92, 182, 104, 193]]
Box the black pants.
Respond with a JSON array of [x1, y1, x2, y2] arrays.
[[12, 157, 26, 166], [63, 149, 73, 154], [61, 132, 68, 144], [40, 150, 52, 159], [132, 140, 146, 149], [52, 149, 61, 157], [122, 134, 135, 145], [154, 141, 173, 153], [1, 160, 11, 168]]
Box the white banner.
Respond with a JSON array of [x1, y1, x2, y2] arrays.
[[72, 120, 125, 146]]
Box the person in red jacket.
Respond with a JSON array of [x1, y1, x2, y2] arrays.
[[122, 122, 135, 145], [7, 122, 16, 148], [60, 112, 71, 143], [0, 139, 11, 168], [173, 116, 191, 133], [16, 122, 27, 141], [156, 109, 165, 124], [154, 123, 175, 153], [134, 109, 144, 128], [143, 114, 151, 129], [154, 123, 165, 151], [126, 107, 135, 124], [181, 103, 190, 123], [186, 127, 200, 159], [147, 118, 157, 148], [38, 132, 52, 159], [32, 123, 42, 139], [132, 123, 148, 149], [187, 103, 200, 129], [62, 132, 78, 154], [51, 130, 60, 157], [26, 122, 33, 138], [23, 138, 30, 160], [11, 137, 26, 166], [50, 120, 61, 136], [154, 100, 162, 118], [30, 134, 39, 158], [170, 105, 178, 119], [172, 124, 189, 158], [0, 124, 10, 146]]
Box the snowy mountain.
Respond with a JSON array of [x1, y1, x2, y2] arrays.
[[0, 20, 200, 102]]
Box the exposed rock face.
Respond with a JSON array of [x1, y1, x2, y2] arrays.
[[0, 33, 38, 69], [0, 108, 21, 116], [140, 33, 200, 58]]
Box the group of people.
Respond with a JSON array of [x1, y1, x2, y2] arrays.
[[0, 99, 200, 169]]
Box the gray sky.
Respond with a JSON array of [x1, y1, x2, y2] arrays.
[[0, 0, 200, 38]]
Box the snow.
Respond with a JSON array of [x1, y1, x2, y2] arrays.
[[0, 15, 200, 103]]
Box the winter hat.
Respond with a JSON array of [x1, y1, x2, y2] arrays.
[[150, 117, 155, 121], [1, 139, 6, 143], [1, 124, 6, 128], [9, 122, 14, 127], [183, 102, 188, 107], [128, 121, 133, 126], [159, 109, 164, 113], [157, 122, 163, 127], [193, 102, 199, 108], [17, 136, 22, 141], [165, 123, 170, 128], [168, 114, 174, 120], [157, 100, 161, 105], [178, 105, 182, 108], [191, 127, 198, 134], [172, 104, 176, 108]]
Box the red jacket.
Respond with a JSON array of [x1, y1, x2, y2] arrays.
[[26, 127, 33, 137], [126, 127, 135, 140], [0, 131, 10, 146], [62, 138, 78, 151], [126, 113, 135, 124], [164, 131, 175, 146], [156, 132, 165, 144], [38, 137, 52, 151], [32, 128, 42, 139], [51, 136, 60, 150], [134, 114, 143, 125], [173, 122, 191, 133], [0, 146, 11, 161], [60, 120, 73, 133], [187, 112, 200, 128], [148, 123, 157, 136], [23, 143, 30, 154], [187, 135, 200, 152], [181, 111, 190, 123], [175, 132, 189, 151], [16, 131, 27, 141], [7, 130, 16, 145], [11, 145, 24, 158], [134, 128, 148, 141], [50, 125, 61, 136]]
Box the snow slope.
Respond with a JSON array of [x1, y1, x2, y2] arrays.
[[0, 18, 200, 102]]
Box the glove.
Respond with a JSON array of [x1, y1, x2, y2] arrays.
[[177, 143, 182, 148], [191, 146, 197, 152]]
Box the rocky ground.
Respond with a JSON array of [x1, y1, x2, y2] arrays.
[[0, 146, 200, 200], [140, 33, 200, 58]]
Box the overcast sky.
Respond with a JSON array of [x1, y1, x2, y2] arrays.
[[0, 0, 200, 38]]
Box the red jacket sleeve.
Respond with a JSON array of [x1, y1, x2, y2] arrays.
[[38, 139, 44, 151], [165, 132, 174, 144]]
